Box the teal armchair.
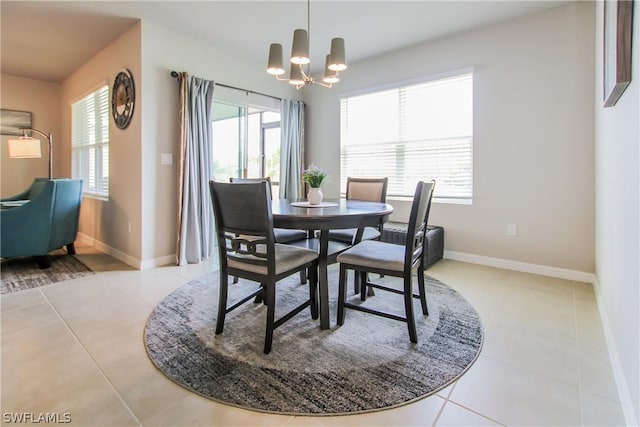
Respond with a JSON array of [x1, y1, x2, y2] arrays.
[[1, 178, 83, 268]]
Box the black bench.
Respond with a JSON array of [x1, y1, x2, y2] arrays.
[[380, 222, 444, 269]]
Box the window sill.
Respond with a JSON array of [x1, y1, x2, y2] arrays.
[[387, 195, 472, 206], [82, 193, 109, 202]]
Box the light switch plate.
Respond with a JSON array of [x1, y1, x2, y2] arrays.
[[161, 153, 173, 165]]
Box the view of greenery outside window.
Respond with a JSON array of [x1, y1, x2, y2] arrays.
[[71, 84, 110, 198], [340, 72, 473, 203], [212, 103, 281, 195]]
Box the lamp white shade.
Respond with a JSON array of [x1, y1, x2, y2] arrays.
[[8, 137, 42, 158], [267, 43, 285, 75], [289, 64, 305, 85], [290, 29, 310, 65], [323, 55, 340, 84], [328, 37, 347, 71]]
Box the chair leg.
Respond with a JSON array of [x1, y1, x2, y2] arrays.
[[308, 265, 319, 319], [233, 276, 239, 284], [404, 276, 418, 343], [417, 267, 429, 316], [33, 255, 51, 269], [215, 273, 229, 334], [66, 243, 76, 255], [353, 270, 360, 294], [337, 264, 348, 326], [299, 269, 307, 285], [263, 282, 276, 354], [360, 272, 368, 301], [254, 283, 265, 304]]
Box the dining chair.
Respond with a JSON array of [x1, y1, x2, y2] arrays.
[[229, 177, 308, 244], [210, 180, 319, 354], [328, 177, 388, 244], [336, 180, 435, 343], [229, 177, 309, 286], [328, 177, 388, 293]]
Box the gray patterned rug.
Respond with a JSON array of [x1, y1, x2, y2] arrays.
[[144, 266, 483, 416], [1, 254, 94, 294]]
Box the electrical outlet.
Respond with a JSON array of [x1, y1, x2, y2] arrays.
[[507, 223, 517, 236]]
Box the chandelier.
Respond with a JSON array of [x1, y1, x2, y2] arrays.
[[266, 0, 346, 89]]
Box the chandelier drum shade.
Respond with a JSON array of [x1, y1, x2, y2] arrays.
[[7, 128, 53, 179], [267, 0, 346, 89]]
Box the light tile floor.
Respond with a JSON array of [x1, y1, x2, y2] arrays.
[[1, 246, 627, 426]]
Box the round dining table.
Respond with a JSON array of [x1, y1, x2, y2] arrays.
[[272, 199, 394, 329]]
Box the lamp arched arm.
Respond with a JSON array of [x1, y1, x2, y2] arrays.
[[20, 128, 53, 180]]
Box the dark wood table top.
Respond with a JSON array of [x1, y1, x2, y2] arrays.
[[272, 199, 394, 230]]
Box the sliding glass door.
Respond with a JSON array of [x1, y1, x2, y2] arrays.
[[212, 102, 281, 193]]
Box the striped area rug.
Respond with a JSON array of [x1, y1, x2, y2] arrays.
[[144, 266, 483, 415], [1, 255, 94, 294]]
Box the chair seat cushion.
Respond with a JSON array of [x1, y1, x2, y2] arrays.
[[229, 243, 317, 276], [328, 227, 380, 244], [274, 228, 308, 243], [337, 240, 405, 272]]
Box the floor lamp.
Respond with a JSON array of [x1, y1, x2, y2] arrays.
[[7, 128, 53, 179]]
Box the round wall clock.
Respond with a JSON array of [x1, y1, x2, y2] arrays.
[[111, 69, 135, 129]]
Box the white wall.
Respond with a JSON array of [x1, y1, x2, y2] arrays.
[[9, 18, 302, 269], [594, 1, 640, 424], [304, 2, 596, 274], [0, 74, 61, 197], [61, 23, 143, 265], [138, 21, 301, 266]]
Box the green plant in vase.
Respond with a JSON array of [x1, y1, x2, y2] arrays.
[[302, 165, 327, 205]]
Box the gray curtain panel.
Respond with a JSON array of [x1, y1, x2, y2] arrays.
[[176, 74, 216, 265], [279, 100, 305, 199]]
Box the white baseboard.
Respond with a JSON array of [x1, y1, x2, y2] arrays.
[[76, 232, 175, 270], [140, 254, 176, 270], [444, 249, 637, 425], [443, 250, 596, 283], [592, 278, 639, 427]]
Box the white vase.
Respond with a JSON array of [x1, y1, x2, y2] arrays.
[[308, 187, 323, 205]]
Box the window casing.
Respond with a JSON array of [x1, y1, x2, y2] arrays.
[[340, 72, 473, 203], [71, 85, 110, 198]]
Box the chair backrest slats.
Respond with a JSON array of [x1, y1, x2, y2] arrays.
[[210, 181, 276, 272], [404, 181, 435, 270]]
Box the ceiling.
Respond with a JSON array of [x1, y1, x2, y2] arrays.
[[1, 1, 570, 83]]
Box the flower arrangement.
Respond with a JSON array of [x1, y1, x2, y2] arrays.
[[302, 164, 327, 188]]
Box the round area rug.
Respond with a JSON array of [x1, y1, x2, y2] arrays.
[[144, 267, 483, 416]]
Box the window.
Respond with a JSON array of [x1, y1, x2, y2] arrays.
[[340, 72, 473, 202], [212, 102, 281, 194], [71, 85, 109, 198]]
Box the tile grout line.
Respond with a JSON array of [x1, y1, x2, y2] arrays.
[[573, 286, 585, 427], [441, 399, 508, 427], [429, 395, 448, 426], [480, 282, 588, 392], [437, 285, 509, 427], [36, 285, 144, 426], [0, 297, 47, 313]]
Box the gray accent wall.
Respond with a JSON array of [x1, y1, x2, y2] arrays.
[[304, 2, 596, 275]]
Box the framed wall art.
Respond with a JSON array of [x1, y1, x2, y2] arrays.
[[603, 0, 634, 107], [0, 109, 32, 135]]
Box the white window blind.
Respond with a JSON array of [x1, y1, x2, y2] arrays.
[[340, 73, 473, 201], [71, 85, 109, 198]]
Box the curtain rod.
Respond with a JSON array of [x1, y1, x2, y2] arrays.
[[170, 71, 281, 101]]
